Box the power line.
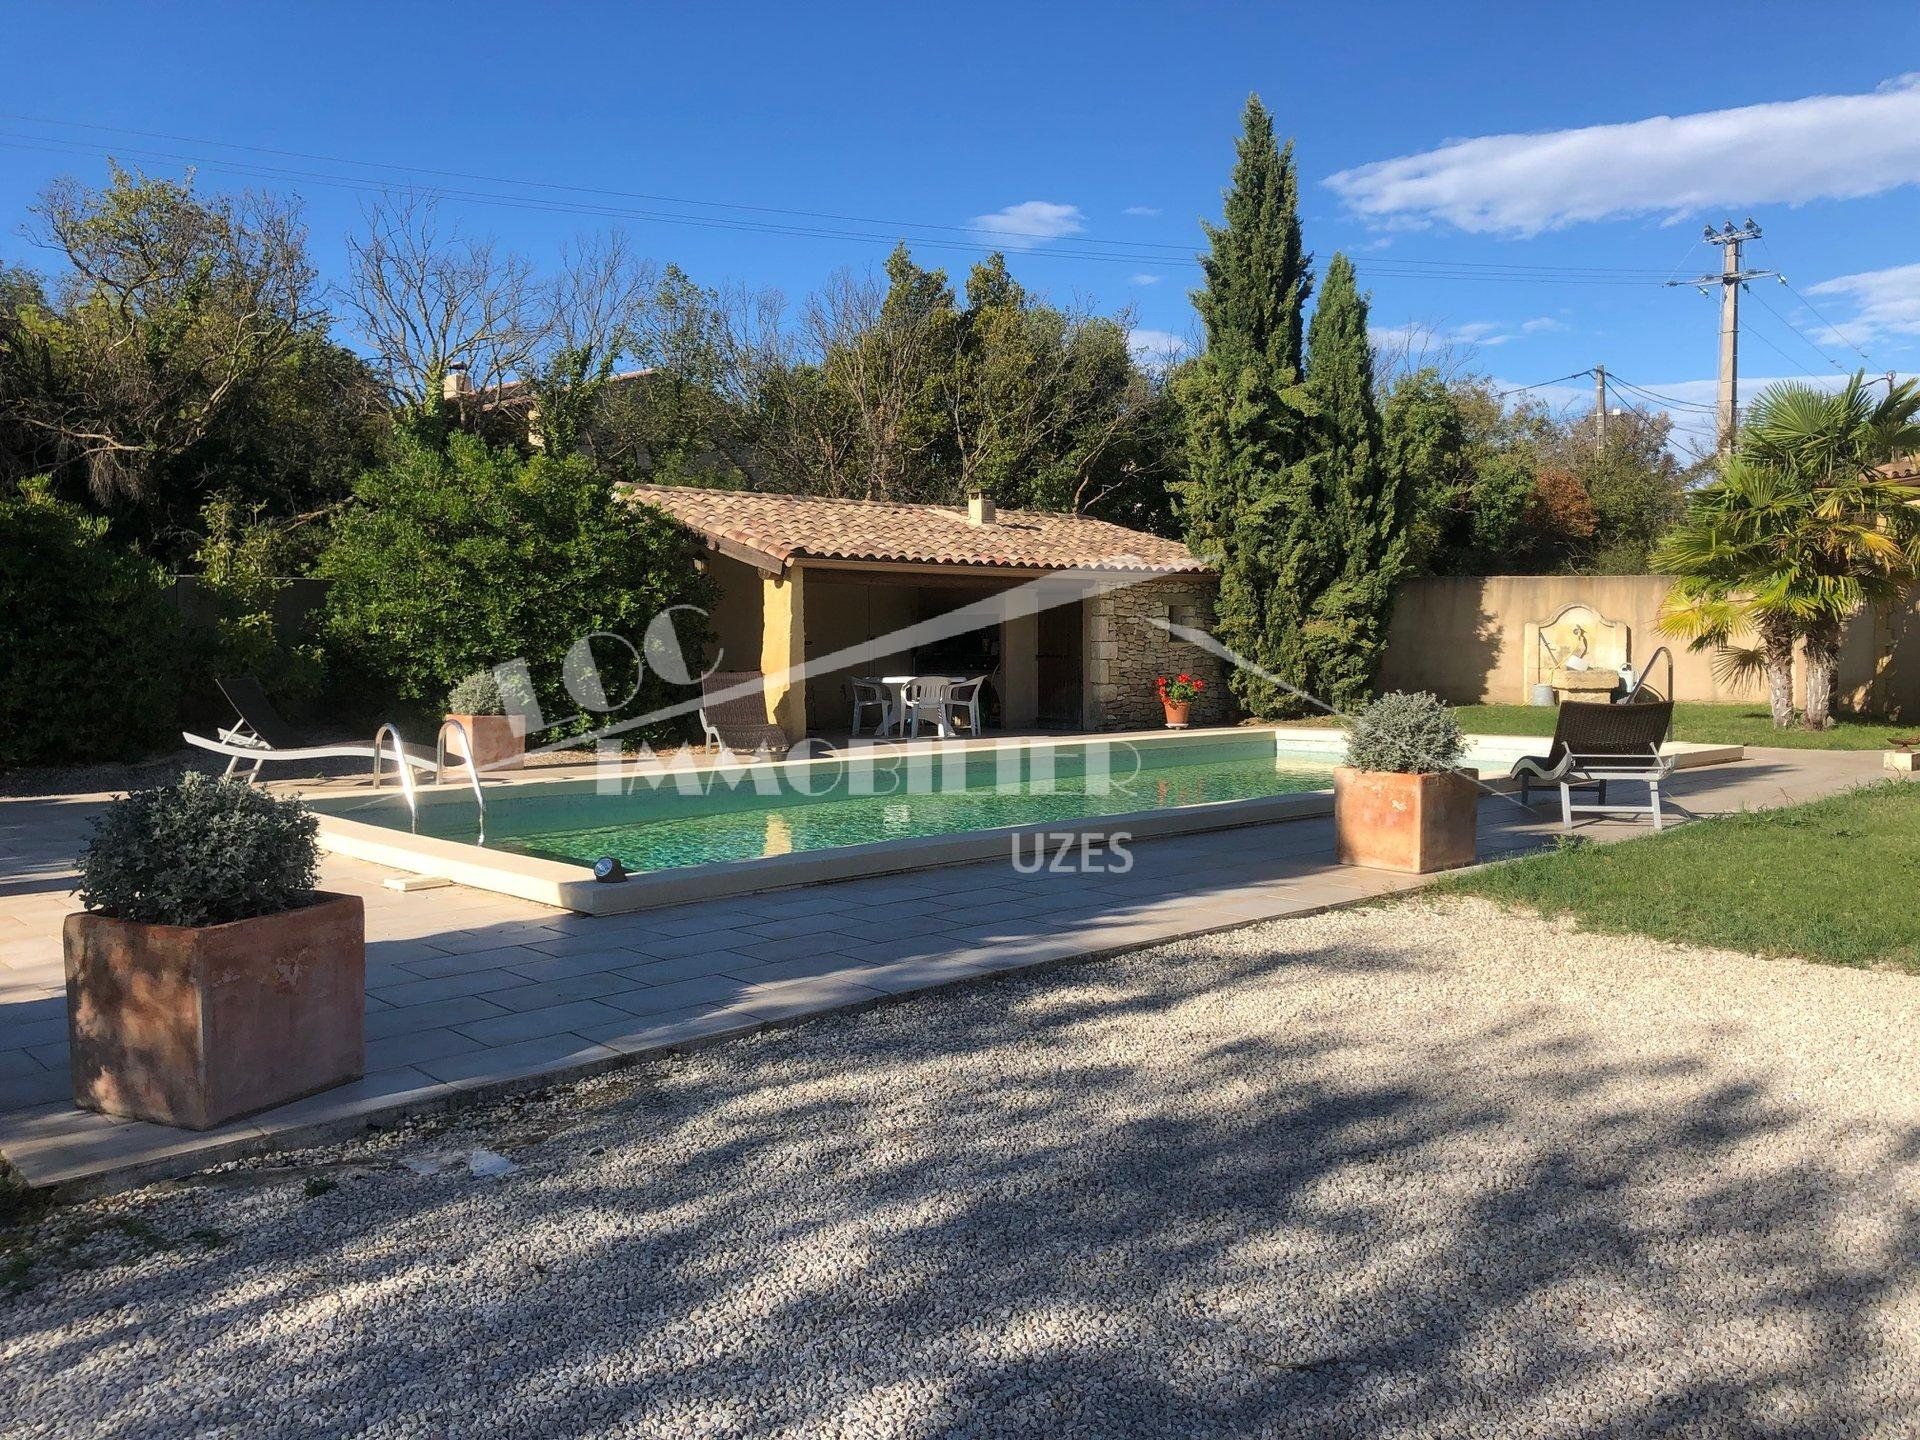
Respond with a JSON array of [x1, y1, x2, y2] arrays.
[[1778, 276, 1875, 366], [0, 117, 1680, 286], [1606, 374, 1716, 413], [1496, 369, 1594, 398], [1738, 314, 1817, 376], [1756, 234, 1875, 366], [1745, 286, 1849, 375], [1667, 219, 1774, 451]]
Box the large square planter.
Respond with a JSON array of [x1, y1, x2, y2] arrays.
[[441, 713, 526, 781], [1333, 768, 1479, 874], [64, 892, 365, 1130]]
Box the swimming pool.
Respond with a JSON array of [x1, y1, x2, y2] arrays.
[[309, 731, 1350, 912], [307, 727, 1739, 914], [340, 735, 1338, 868]]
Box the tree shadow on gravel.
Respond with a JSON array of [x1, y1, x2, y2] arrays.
[[7, 930, 1920, 1439]]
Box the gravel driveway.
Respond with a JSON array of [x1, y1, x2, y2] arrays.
[[8, 896, 1920, 1438]]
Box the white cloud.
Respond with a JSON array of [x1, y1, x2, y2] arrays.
[[1805, 263, 1920, 343], [1326, 75, 1920, 235], [1122, 205, 1161, 217], [968, 200, 1085, 250], [1129, 273, 1163, 287], [1127, 328, 1188, 367], [1369, 315, 1562, 350]]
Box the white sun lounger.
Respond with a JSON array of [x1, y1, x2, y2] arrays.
[[184, 677, 437, 781]]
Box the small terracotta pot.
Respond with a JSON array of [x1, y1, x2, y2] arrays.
[[442, 713, 526, 780], [1333, 768, 1479, 874], [64, 892, 365, 1130], [1162, 699, 1191, 729]]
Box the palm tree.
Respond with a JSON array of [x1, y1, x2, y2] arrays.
[[1654, 374, 1920, 729]]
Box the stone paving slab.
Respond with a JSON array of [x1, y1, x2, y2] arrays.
[[0, 747, 1891, 1193]]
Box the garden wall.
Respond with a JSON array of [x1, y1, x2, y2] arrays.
[[1378, 574, 1920, 718]]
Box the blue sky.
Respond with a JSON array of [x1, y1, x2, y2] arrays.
[[5, 2, 1920, 456]]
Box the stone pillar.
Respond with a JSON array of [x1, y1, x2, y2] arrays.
[[760, 566, 808, 737]]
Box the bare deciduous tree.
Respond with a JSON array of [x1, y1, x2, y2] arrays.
[[550, 229, 654, 361], [339, 191, 546, 420], [801, 267, 950, 500], [16, 164, 322, 505], [1370, 319, 1479, 389]]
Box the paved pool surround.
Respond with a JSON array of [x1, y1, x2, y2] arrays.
[[310, 727, 1743, 915]]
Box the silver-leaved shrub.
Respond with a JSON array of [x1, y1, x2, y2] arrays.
[[446, 669, 505, 715], [1344, 691, 1466, 775], [77, 773, 319, 927]]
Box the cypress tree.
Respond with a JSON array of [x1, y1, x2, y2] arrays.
[[1174, 95, 1317, 716], [1300, 252, 1407, 708]]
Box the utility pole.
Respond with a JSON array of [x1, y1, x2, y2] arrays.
[[1669, 219, 1774, 453], [1593, 364, 1607, 449]]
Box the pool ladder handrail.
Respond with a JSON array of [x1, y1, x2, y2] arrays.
[[1618, 646, 1676, 746], [435, 718, 489, 842], [368, 722, 488, 840], [370, 722, 420, 832]]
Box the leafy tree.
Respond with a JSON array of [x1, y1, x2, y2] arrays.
[[1525, 466, 1599, 569], [4, 165, 325, 556], [1175, 95, 1318, 716], [1299, 253, 1404, 709], [587, 264, 775, 486], [1655, 374, 1920, 729], [1466, 452, 1536, 567], [1552, 407, 1687, 571], [0, 480, 181, 765], [1382, 368, 1690, 576], [185, 494, 327, 716], [1381, 367, 1471, 574], [317, 432, 713, 740], [942, 255, 1157, 516]]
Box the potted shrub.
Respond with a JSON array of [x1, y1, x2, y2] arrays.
[[443, 669, 525, 780], [64, 774, 364, 1129], [1155, 672, 1205, 729], [1334, 691, 1478, 874]]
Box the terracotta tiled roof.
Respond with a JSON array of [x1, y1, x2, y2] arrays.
[[474, 367, 655, 413], [623, 484, 1211, 574], [1879, 455, 1920, 481]]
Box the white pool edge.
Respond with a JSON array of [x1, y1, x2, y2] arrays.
[[313, 728, 1746, 914]]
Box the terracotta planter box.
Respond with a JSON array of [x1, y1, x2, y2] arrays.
[[1334, 768, 1479, 874], [441, 713, 526, 780], [64, 892, 365, 1130]]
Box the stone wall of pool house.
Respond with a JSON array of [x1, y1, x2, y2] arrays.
[[1084, 575, 1232, 730]]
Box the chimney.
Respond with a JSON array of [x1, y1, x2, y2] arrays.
[[441, 362, 472, 402], [967, 494, 996, 527]]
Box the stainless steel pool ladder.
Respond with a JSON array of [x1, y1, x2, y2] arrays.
[[435, 719, 488, 843], [369, 721, 488, 839]]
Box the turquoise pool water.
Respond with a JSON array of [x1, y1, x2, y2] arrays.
[[334, 736, 1340, 874]]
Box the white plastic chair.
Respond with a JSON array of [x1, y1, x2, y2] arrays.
[[904, 676, 956, 738], [909, 674, 986, 738], [849, 678, 894, 738]]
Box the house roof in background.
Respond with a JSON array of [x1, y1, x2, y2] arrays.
[[623, 484, 1211, 575]]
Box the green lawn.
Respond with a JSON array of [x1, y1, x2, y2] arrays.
[[1447, 703, 1904, 752], [1439, 782, 1920, 970]]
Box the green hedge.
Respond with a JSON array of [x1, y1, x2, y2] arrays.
[[0, 482, 182, 767]]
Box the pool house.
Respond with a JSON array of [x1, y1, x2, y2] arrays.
[[625, 484, 1231, 738]]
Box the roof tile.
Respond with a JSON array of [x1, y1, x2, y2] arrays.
[[624, 484, 1210, 574]]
